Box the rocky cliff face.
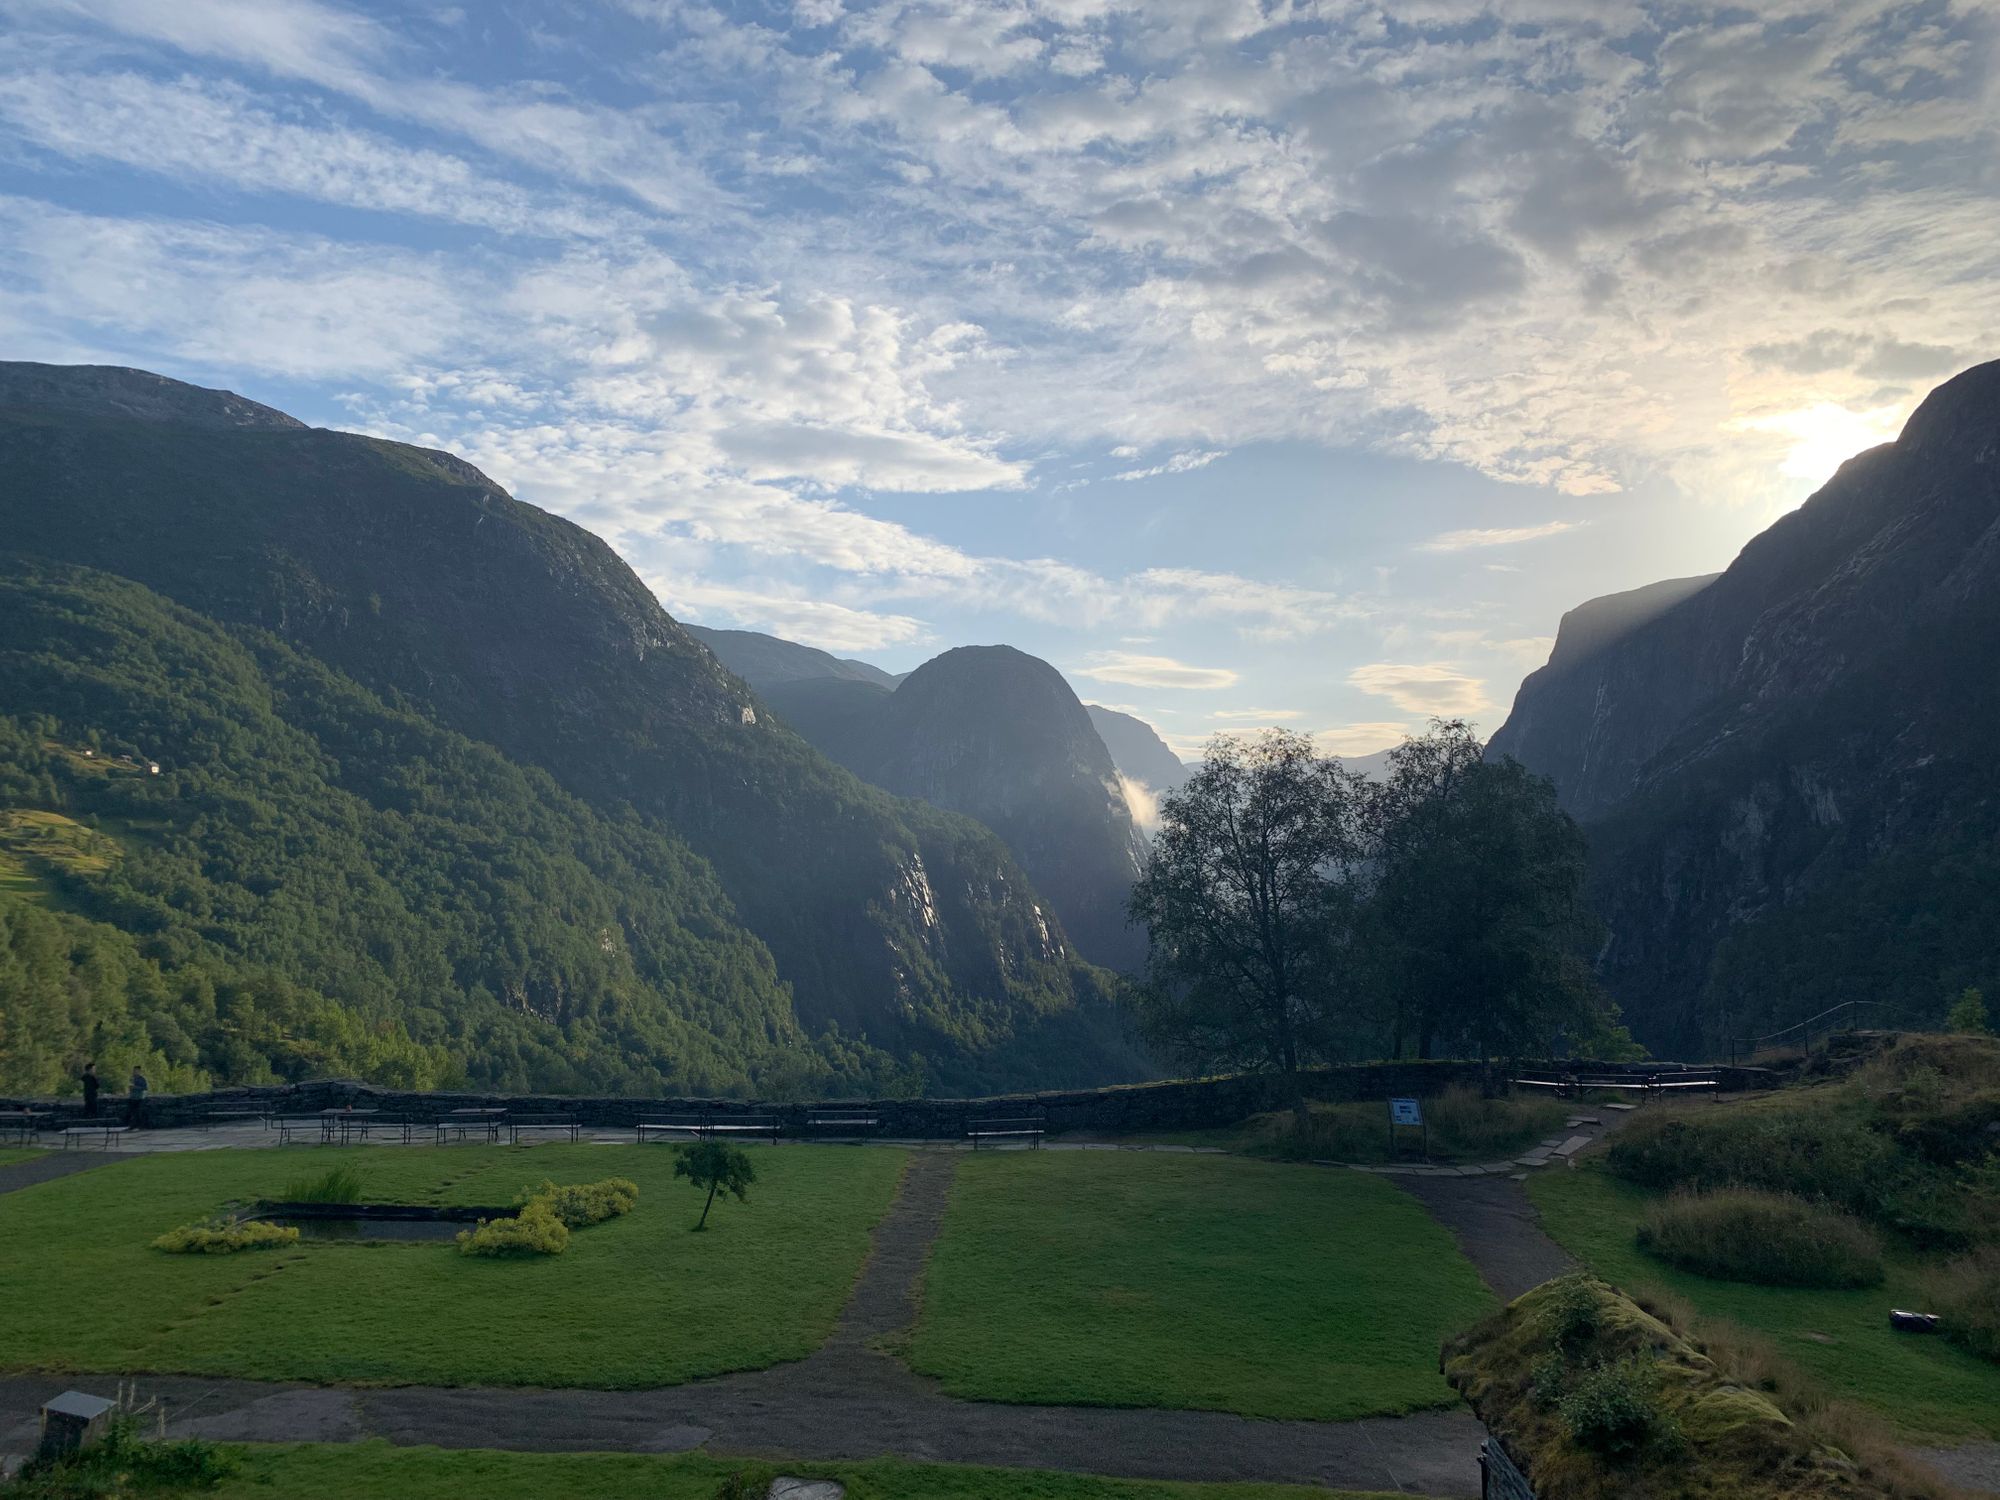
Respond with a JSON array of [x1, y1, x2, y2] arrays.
[[1489, 361, 2000, 1054], [0, 363, 1146, 1091], [1085, 705, 1191, 796], [767, 647, 1150, 972]]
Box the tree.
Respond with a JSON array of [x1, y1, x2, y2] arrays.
[[1948, 987, 1991, 1036], [1126, 730, 1370, 1087], [674, 1139, 757, 1231], [1366, 720, 1623, 1061]]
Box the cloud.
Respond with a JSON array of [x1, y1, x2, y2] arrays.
[[655, 579, 929, 653], [1208, 706, 1304, 721], [1314, 722, 1412, 756], [1417, 521, 1584, 553], [1107, 448, 1225, 481], [1346, 662, 1489, 717], [1073, 652, 1239, 690], [1117, 773, 1163, 834]]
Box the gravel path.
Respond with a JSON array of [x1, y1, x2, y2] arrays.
[[0, 1148, 1484, 1496]]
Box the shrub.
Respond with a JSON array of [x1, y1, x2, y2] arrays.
[[1925, 1247, 2000, 1362], [456, 1200, 569, 1257], [1268, 1087, 1566, 1164], [279, 1165, 364, 1204], [1558, 1357, 1670, 1460], [11, 1416, 232, 1496], [1637, 1189, 1884, 1289], [1538, 1273, 1602, 1358], [1948, 987, 1991, 1036], [519, 1176, 638, 1228], [153, 1218, 299, 1254]]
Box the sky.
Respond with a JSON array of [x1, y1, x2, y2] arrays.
[[1, 0, 1995, 760]]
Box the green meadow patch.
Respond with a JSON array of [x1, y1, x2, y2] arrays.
[[1530, 1165, 2000, 1440], [194, 1443, 1397, 1500], [0, 1144, 901, 1388], [909, 1151, 1494, 1420]]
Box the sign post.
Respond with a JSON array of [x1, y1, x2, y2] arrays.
[[1388, 1096, 1428, 1161]]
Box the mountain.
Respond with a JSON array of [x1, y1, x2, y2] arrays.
[[0, 363, 1146, 1096], [686, 625, 898, 690], [1488, 360, 2000, 1055], [765, 648, 1149, 971], [1085, 705, 1191, 796]]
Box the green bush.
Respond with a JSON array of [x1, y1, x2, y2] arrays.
[[519, 1176, 638, 1228], [1949, 987, 1991, 1036], [279, 1165, 364, 1204], [1558, 1357, 1669, 1460], [10, 1416, 232, 1496], [455, 1200, 569, 1257], [153, 1218, 299, 1254], [1925, 1247, 2000, 1362], [1637, 1189, 1884, 1289], [1538, 1272, 1602, 1358]]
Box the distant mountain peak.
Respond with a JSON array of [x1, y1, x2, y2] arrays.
[[687, 624, 898, 690]]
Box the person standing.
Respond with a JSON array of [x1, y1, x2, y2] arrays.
[[81, 1061, 100, 1119], [126, 1065, 149, 1129]]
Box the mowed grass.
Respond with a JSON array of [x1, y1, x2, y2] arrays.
[[199, 1443, 1397, 1500], [0, 1143, 903, 1387], [1530, 1165, 2000, 1440], [909, 1151, 1494, 1420], [0, 1147, 43, 1168]]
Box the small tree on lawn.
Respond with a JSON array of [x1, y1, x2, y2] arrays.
[[674, 1139, 756, 1231], [1948, 987, 1991, 1036]]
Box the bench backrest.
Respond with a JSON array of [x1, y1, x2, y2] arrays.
[[968, 1117, 1046, 1131]]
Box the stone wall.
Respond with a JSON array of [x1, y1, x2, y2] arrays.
[[3, 1058, 1767, 1137]]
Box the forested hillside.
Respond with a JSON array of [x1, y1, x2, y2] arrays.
[[0, 558, 890, 1097], [0, 363, 1146, 1097]]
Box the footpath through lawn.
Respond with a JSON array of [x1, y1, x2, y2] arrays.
[[1531, 1165, 2000, 1442], [909, 1150, 1495, 1421], [0, 1143, 903, 1387]]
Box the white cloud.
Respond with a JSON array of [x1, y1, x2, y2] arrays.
[[658, 579, 928, 652], [1073, 651, 1240, 690], [1107, 448, 1225, 481], [1417, 521, 1584, 553], [1208, 706, 1303, 721], [1314, 722, 1412, 756], [1346, 662, 1490, 717]]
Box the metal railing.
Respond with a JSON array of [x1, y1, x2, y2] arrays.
[[1728, 1000, 1887, 1065]]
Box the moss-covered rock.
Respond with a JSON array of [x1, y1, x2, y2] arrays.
[[1442, 1275, 1933, 1499]]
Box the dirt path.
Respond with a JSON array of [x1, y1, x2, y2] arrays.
[[0, 1148, 1485, 1497], [0, 1150, 113, 1196]]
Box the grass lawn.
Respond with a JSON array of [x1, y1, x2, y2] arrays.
[[184, 1443, 1400, 1500], [1530, 1165, 2000, 1441], [0, 1143, 902, 1387], [0, 1147, 44, 1168], [909, 1151, 1494, 1420]]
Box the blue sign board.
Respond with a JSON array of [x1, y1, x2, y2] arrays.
[[1389, 1097, 1423, 1127]]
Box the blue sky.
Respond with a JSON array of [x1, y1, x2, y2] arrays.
[[1, 0, 1994, 758]]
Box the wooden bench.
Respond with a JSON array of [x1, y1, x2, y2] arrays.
[[967, 1115, 1045, 1150], [508, 1115, 580, 1145], [61, 1123, 130, 1150], [805, 1111, 881, 1137], [1647, 1069, 1722, 1099]]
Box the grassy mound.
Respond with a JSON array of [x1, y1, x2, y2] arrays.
[[1232, 1086, 1568, 1164], [1443, 1275, 1950, 1499], [1925, 1248, 2000, 1363], [1638, 1190, 1884, 1289], [1606, 1034, 2000, 1248]]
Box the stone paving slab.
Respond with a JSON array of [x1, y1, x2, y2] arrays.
[[1550, 1135, 1591, 1158]]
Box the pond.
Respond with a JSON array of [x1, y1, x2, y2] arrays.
[[240, 1201, 518, 1244]]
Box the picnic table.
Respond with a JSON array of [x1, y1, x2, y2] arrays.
[[61, 1123, 129, 1150], [0, 1110, 51, 1146], [507, 1115, 580, 1145], [635, 1113, 781, 1144], [436, 1108, 507, 1144], [804, 1110, 880, 1137]]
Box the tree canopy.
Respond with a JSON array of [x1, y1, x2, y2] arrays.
[[1128, 721, 1630, 1071]]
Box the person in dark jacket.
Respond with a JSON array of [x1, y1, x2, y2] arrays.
[[126, 1066, 149, 1128], [81, 1061, 100, 1118]]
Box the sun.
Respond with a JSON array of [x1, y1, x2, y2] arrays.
[[1737, 401, 1908, 483]]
